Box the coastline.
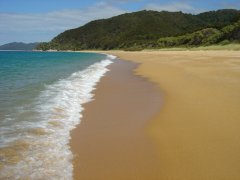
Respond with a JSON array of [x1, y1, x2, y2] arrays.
[[0, 52, 114, 179], [71, 50, 240, 179], [70, 59, 162, 179]]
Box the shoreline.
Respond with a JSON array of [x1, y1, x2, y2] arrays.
[[70, 50, 240, 179], [70, 59, 162, 179]]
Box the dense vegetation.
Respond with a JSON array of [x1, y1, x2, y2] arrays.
[[37, 9, 240, 51], [158, 19, 240, 48]]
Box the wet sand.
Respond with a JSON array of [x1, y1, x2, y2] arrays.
[[106, 50, 240, 180], [70, 59, 162, 179]]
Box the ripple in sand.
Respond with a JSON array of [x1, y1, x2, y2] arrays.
[[28, 128, 48, 136]]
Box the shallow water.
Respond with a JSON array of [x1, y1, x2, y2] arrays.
[[0, 51, 115, 179]]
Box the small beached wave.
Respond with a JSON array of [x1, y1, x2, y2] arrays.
[[0, 55, 114, 179]]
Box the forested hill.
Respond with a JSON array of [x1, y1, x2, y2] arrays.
[[37, 9, 240, 50]]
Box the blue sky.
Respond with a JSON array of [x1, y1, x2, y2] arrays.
[[0, 0, 239, 45]]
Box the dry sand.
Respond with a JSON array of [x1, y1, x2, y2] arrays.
[[70, 59, 162, 180], [105, 50, 240, 180]]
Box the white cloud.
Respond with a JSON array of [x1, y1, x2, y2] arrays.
[[0, 3, 125, 44], [145, 2, 200, 14]]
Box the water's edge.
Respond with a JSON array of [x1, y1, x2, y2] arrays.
[[0, 53, 116, 179]]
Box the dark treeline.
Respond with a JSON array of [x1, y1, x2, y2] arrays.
[[37, 9, 240, 51]]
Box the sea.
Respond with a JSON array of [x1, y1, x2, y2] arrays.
[[0, 51, 115, 179]]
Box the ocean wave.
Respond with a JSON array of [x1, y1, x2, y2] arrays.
[[0, 56, 114, 179]]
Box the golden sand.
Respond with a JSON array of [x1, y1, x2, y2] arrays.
[[70, 60, 162, 179], [103, 50, 240, 180]]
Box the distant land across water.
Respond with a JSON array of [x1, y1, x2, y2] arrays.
[[0, 42, 40, 51]]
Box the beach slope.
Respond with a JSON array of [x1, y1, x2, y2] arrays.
[[71, 59, 162, 179], [107, 50, 240, 180]]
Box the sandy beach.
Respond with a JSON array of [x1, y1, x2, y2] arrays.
[[70, 59, 162, 179], [72, 50, 240, 180], [109, 50, 240, 180]]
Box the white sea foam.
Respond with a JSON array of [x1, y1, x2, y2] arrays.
[[106, 54, 117, 60], [0, 56, 114, 179]]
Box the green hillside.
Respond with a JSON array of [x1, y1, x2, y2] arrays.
[[157, 19, 240, 48], [37, 9, 240, 51]]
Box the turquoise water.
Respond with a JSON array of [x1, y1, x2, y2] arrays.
[[0, 51, 105, 117], [0, 51, 114, 179]]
